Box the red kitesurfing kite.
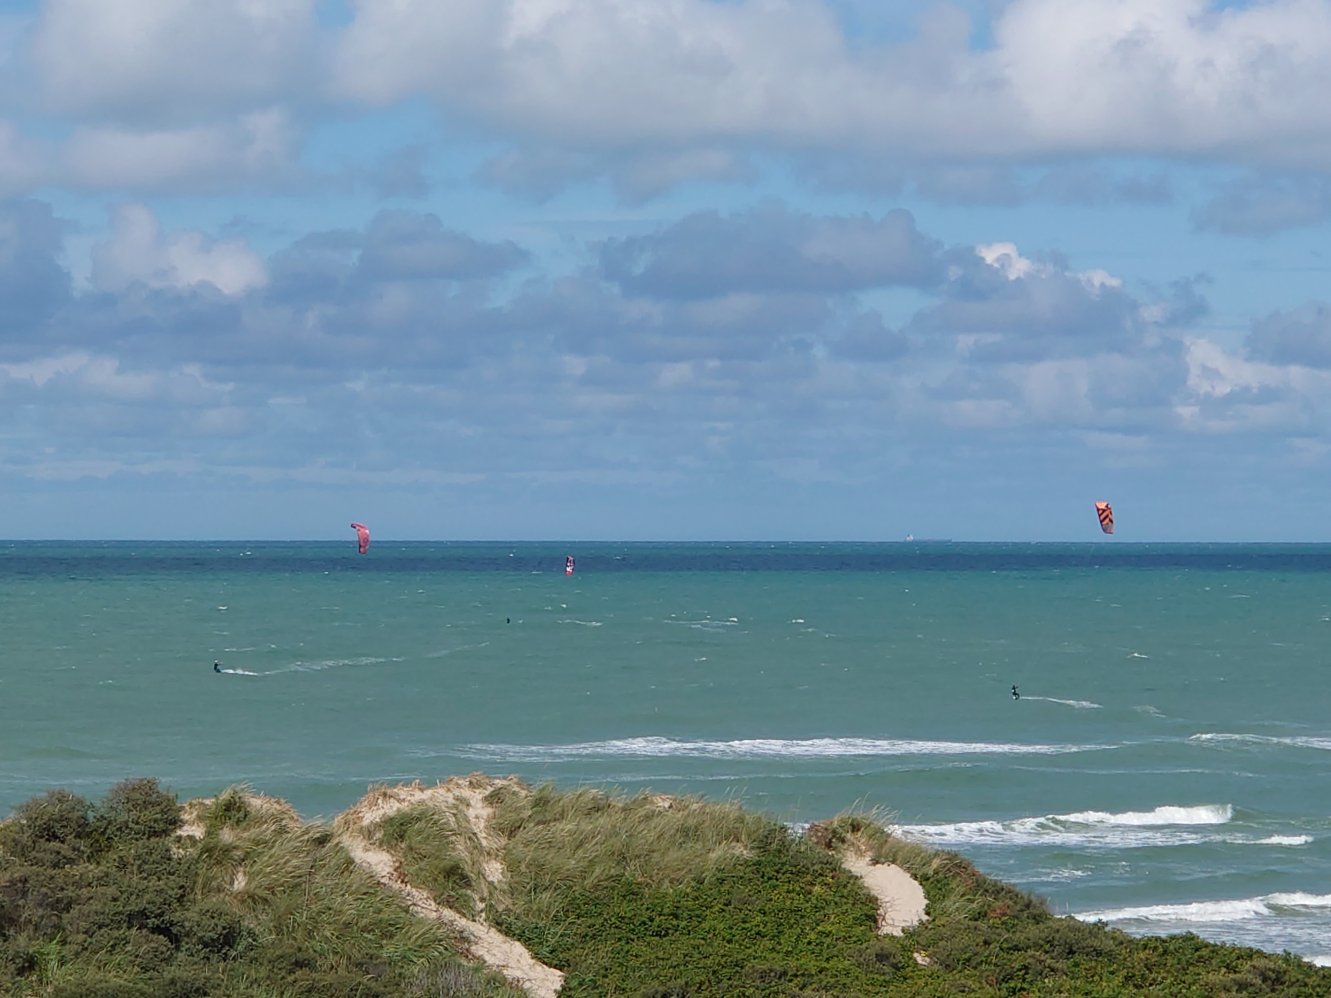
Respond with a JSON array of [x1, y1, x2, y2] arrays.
[[1094, 502, 1114, 535], [351, 522, 371, 554]]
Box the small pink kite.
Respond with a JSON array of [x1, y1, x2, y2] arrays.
[[350, 522, 371, 555]]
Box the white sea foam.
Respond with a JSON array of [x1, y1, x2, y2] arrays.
[[1257, 835, 1313, 846], [1308, 955, 1331, 967], [1079, 898, 1270, 924], [559, 619, 603, 627], [1059, 804, 1233, 826], [893, 804, 1233, 849], [1024, 696, 1102, 709], [1191, 733, 1331, 751], [1025, 867, 1092, 883], [219, 655, 404, 676], [456, 735, 1108, 762], [664, 618, 739, 631], [1078, 892, 1331, 926]]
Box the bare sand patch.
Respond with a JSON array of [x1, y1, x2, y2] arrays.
[[840, 848, 929, 936]]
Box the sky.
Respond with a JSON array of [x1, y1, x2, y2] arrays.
[[5, 0, 1331, 541]]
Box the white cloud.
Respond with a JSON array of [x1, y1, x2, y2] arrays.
[[330, 0, 1331, 169], [60, 109, 299, 192], [996, 0, 1331, 159], [31, 0, 315, 123], [90, 203, 267, 295], [975, 241, 1123, 293], [0, 120, 48, 194]]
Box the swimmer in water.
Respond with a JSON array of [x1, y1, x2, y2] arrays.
[[1011, 684, 1020, 700], [214, 661, 222, 673]]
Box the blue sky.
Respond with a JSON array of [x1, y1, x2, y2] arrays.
[[5, 0, 1331, 540]]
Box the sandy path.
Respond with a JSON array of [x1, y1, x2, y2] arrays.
[[337, 778, 564, 998], [841, 849, 929, 936]]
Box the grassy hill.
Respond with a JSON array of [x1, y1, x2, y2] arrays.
[[2, 776, 1327, 997]]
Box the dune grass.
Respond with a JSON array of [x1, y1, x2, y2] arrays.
[[0, 781, 523, 997], [372, 804, 483, 919], [487, 786, 899, 996], [7, 780, 1331, 996]]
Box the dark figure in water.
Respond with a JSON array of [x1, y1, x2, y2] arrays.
[[1011, 684, 1020, 700], [214, 661, 222, 673]]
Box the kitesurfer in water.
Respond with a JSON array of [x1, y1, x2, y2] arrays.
[[214, 661, 222, 674], [1011, 684, 1020, 700]]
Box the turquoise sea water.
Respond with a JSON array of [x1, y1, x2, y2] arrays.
[[2, 541, 1329, 963]]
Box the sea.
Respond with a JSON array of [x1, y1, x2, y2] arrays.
[[2, 540, 1329, 965]]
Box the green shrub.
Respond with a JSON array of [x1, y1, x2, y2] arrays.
[[1, 790, 93, 862], [91, 779, 181, 848]]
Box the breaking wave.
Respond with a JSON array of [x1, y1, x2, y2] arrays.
[[1077, 892, 1331, 926], [456, 735, 1110, 763], [1190, 733, 1331, 751], [893, 804, 1237, 849]]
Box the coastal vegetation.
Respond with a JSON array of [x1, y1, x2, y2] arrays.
[[2, 776, 1328, 996]]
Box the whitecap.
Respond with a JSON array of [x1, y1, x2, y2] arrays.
[[1257, 835, 1313, 846], [1191, 733, 1331, 751], [1267, 892, 1331, 909], [893, 804, 1232, 850], [1078, 898, 1269, 924], [456, 735, 1110, 763], [1059, 804, 1233, 827], [1077, 892, 1331, 926]]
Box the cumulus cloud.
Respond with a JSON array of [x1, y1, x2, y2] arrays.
[[90, 203, 267, 295], [358, 211, 529, 282], [1246, 301, 1331, 367], [0, 198, 71, 341], [329, 0, 1331, 179], [908, 242, 1150, 362], [6, 1, 1331, 200], [60, 109, 301, 193], [31, 0, 316, 124], [2, 193, 1324, 519], [0, 121, 49, 195], [599, 204, 943, 298]]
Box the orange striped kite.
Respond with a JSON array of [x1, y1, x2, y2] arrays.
[[1094, 502, 1114, 535]]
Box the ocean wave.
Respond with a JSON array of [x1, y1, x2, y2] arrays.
[[1256, 835, 1314, 846], [893, 804, 1233, 849], [1059, 804, 1233, 826], [455, 735, 1109, 762], [1077, 892, 1331, 925], [1190, 733, 1331, 751]]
